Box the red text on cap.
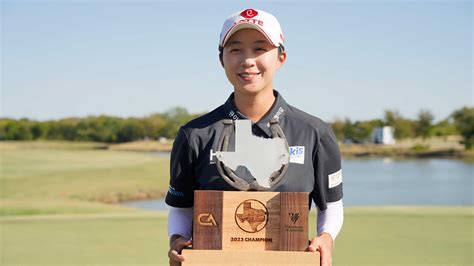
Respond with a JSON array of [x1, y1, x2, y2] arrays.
[[240, 9, 258, 18]]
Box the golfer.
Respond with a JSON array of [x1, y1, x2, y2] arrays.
[[166, 8, 343, 266]]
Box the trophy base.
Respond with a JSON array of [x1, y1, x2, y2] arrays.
[[182, 249, 319, 265]]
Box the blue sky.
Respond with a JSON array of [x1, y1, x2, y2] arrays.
[[2, 0, 472, 122]]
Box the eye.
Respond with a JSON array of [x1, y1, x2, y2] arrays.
[[229, 48, 241, 53], [255, 48, 267, 52]]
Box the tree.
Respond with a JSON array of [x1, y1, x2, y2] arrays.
[[3, 120, 33, 140], [330, 118, 345, 141], [162, 107, 195, 138], [117, 119, 146, 142], [431, 118, 458, 137], [393, 118, 415, 139], [383, 110, 416, 140], [30, 122, 50, 139], [143, 114, 167, 139], [452, 107, 474, 149], [384, 109, 400, 126], [351, 121, 375, 143], [47, 118, 80, 140], [415, 110, 434, 139]]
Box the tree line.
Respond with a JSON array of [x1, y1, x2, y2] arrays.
[[0, 107, 200, 143], [1, 106, 472, 149], [331, 107, 473, 149]]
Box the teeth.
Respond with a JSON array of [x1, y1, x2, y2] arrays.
[[240, 73, 258, 77]]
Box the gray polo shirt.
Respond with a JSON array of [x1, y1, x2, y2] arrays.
[[165, 91, 343, 211]]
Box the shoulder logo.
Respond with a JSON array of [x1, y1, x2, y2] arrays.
[[240, 9, 258, 18]]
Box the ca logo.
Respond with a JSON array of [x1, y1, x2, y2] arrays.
[[197, 213, 218, 227]]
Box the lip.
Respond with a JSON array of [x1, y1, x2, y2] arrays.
[[238, 72, 261, 81]]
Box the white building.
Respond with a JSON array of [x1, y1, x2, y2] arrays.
[[372, 126, 395, 145]]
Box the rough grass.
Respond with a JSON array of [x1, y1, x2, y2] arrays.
[[1, 208, 472, 266]]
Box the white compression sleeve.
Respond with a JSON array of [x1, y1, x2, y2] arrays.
[[317, 199, 344, 240], [167, 206, 193, 240]]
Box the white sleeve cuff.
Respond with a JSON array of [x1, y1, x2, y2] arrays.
[[317, 199, 344, 241], [167, 206, 193, 240]]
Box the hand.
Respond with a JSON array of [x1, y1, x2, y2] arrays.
[[308, 233, 334, 266], [168, 234, 192, 266]]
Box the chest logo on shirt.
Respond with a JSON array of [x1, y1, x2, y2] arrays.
[[289, 146, 305, 164]]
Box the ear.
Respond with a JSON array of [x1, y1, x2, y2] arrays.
[[277, 51, 287, 68]]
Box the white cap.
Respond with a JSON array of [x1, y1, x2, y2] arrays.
[[219, 8, 284, 48]]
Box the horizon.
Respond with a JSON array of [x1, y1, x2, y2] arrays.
[[0, 104, 467, 124]]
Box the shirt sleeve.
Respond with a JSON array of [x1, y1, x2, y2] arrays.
[[317, 199, 344, 240], [165, 127, 196, 208], [311, 125, 343, 211]]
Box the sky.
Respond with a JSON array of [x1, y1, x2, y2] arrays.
[[1, 0, 472, 123]]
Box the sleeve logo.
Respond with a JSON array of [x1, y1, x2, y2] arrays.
[[328, 169, 343, 188]]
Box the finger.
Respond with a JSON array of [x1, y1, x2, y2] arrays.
[[169, 250, 186, 262], [307, 243, 318, 252], [183, 240, 192, 247], [169, 259, 181, 266], [319, 245, 332, 266], [172, 239, 192, 253], [307, 238, 318, 252]]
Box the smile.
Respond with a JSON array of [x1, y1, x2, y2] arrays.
[[238, 72, 261, 81]]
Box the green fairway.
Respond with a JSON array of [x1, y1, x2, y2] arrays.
[[1, 141, 473, 265], [1, 208, 472, 266], [1, 212, 169, 266], [1, 141, 170, 215]]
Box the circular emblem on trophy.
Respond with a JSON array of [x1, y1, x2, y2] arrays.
[[234, 199, 268, 233]]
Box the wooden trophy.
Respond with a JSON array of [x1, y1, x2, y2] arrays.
[[182, 190, 319, 265]]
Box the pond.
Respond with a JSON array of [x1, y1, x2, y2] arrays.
[[122, 158, 473, 211]]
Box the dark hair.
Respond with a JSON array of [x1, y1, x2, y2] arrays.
[[219, 44, 286, 65]]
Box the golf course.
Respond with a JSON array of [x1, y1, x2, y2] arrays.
[[1, 141, 472, 265]]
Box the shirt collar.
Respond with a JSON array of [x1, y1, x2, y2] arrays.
[[222, 90, 288, 137]]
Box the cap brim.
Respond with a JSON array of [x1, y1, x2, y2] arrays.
[[220, 23, 278, 47]]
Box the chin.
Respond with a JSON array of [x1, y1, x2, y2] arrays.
[[236, 83, 269, 94], [236, 87, 264, 96]]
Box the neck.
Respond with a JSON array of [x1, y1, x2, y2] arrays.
[[234, 89, 276, 122]]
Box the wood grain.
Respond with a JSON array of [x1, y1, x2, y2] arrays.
[[279, 192, 309, 251], [182, 249, 320, 265], [193, 190, 223, 249]]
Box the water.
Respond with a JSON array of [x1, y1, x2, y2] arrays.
[[122, 158, 473, 211], [343, 158, 472, 206]]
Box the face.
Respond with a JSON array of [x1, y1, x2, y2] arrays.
[[222, 28, 286, 96]]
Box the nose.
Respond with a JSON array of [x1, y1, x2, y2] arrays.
[[241, 52, 256, 68]]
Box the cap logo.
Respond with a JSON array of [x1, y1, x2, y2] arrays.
[[241, 9, 258, 18]]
